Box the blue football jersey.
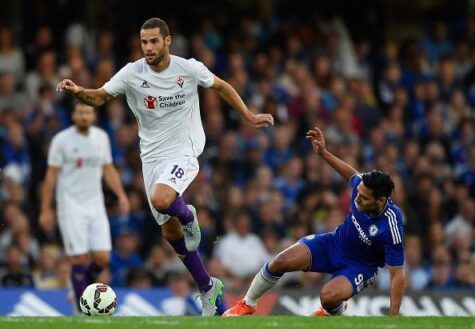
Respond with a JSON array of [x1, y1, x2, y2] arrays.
[[334, 174, 405, 268]]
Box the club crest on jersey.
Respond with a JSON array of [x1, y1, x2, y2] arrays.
[[75, 158, 84, 168], [144, 96, 158, 109], [369, 224, 378, 236], [176, 76, 184, 88]]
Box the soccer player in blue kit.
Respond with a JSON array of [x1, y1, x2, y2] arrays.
[[224, 126, 406, 316]]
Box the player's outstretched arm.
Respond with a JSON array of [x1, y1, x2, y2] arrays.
[[56, 79, 113, 107], [388, 266, 406, 315], [39, 166, 60, 232], [210, 75, 274, 128], [306, 126, 358, 181]]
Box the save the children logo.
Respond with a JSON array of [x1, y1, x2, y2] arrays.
[[144, 96, 158, 109]]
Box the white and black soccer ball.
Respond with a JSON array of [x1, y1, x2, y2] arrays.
[[80, 283, 117, 316]]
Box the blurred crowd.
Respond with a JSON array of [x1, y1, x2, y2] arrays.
[[0, 6, 474, 294]]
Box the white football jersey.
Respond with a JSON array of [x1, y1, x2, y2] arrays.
[[47, 126, 112, 215], [102, 55, 214, 162]]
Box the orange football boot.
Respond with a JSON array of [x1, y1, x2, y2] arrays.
[[222, 300, 257, 317]]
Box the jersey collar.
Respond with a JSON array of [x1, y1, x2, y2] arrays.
[[373, 199, 390, 219]]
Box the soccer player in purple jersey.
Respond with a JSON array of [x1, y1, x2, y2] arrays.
[[224, 126, 406, 317]]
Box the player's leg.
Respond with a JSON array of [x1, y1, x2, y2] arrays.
[[69, 253, 89, 308], [314, 276, 353, 316], [143, 157, 222, 315], [89, 251, 110, 283], [56, 212, 89, 311], [88, 212, 112, 284], [161, 217, 223, 316], [223, 243, 311, 316], [246, 243, 311, 304], [149, 158, 201, 251], [313, 266, 377, 316]]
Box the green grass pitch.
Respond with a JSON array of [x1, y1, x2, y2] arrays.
[[0, 316, 473, 329]]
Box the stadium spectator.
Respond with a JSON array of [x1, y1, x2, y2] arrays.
[[214, 212, 270, 287], [0, 244, 33, 287], [32, 244, 62, 289], [110, 229, 144, 287], [0, 26, 26, 84], [25, 50, 60, 102], [0, 72, 29, 114]]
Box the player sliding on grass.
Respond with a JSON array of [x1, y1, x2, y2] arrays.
[[56, 17, 274, 316], [224, 126, 406, 316]]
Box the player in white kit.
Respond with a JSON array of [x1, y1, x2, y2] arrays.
[[39, 103, 130, 310], [56, 18, 274, 316]]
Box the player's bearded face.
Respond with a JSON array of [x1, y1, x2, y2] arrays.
[[73, 106, 95, 132], [141, 28, 170, 66], [355, 183, 383, 214]]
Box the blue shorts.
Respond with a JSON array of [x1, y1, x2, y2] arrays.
[[298, 232, 377, 296]]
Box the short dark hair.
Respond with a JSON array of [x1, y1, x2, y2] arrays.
[[361, 170, 395, 199], [141, 18, 170, 37], [73, 101, 95, 111]]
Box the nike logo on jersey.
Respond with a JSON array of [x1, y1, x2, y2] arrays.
[[140, 80, 150, 88], [352, 215, 372, 245]]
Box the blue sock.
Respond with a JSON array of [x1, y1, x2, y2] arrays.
[[263, 262, 283, 280], [325, 301, 345, 315]]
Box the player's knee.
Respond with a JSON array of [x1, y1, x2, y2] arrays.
[[70, 254, 88, 265], [92, 254, 110, 267], [268, 254, 291, 274], [320, 285, 340, 305], [150, 193, 172, 212]]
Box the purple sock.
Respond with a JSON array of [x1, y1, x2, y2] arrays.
[[164, 197, 194, 225], [170, 238, 212, 292], [71, 264, 88, 308], [86, 262, 103, 284]]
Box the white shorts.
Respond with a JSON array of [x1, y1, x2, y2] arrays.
[[142, 156, 199, 225], [57, 209, 112, 256]]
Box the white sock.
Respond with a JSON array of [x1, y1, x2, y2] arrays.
[[244, 263, 282, 307]]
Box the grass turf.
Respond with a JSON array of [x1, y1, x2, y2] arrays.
[[0, 316, 473, 329]]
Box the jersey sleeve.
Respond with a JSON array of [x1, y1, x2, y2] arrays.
[[102, 64, 129, 97], [47, 136, 63, 167], [350, 173, 362, 188], [384, 210, 405, 266], [191, 58, 214, 88], [102, 132, 113, 165]]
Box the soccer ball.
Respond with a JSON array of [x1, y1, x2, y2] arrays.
[[79, 283, 117, 316]]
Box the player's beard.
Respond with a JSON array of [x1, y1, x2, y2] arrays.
[[75, 123, 90, 134], [366, 203, 383, 217], [146, 50, 166, 66]]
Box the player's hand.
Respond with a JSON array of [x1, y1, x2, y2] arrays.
[[246, 113, 274, 129], [306, 126, 326, 155], [56, 79, 81, 94], [118, 195, 130, 215], [39, 209, 56, 232]]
